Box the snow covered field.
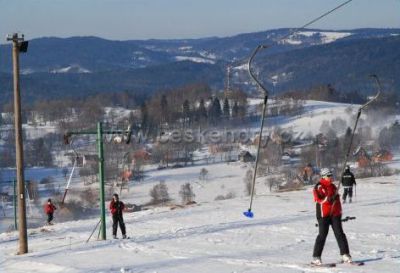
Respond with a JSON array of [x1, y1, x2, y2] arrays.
[[1, 99, 399, 272], [246, 99, 396, 140], [270, 100, 388, 138], [1, 160, 399, 273]]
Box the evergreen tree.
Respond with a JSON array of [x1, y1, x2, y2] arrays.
[[232, 101, 239, 118], [223, 98, 230, 119], [128, 111, 135, 125], [28, 138, 53, 166], [160, 94, 168, 123], [140, 102, 148, 131], [182, 99, 190, 126], [209, 97, 222, 125], [197, 98, 208, 123]]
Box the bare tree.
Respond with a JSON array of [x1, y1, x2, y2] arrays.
[[179, 183, 196, 204], [41, 176, 58, 195], [266, 176, 280, 192], [199, 168, 209, 181], [319, 120, 331, 135], [149, 181, 170, 205], [331, 117, 347, 133], [214, 191, 236, 201], [244, 169, 253, 196]]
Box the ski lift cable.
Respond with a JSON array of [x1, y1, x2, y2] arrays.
[[280, 0, 354, 43], [246, 0, 354, 72], [229, 0, 354, 73], [243, 0, 354, 218], [337, 74, 382, 192]]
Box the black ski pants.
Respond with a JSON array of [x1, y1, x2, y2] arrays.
[[313, 216, 350, 257], [342, 187, 353, 201], [47, 213, 54, 224], [112, 214, 126, 236]]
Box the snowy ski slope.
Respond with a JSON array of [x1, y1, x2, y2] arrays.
[[1, 100, 399, 272], [1, 162, 399, 273]]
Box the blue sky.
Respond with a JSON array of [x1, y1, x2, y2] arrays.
[[1, 0, 399, 41]]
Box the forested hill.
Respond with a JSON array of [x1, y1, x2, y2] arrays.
[[0, 28, 399, 106]]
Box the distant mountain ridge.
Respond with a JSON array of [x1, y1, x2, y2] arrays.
[[1, 28, 398, 73], [0, 28, 399, 105]]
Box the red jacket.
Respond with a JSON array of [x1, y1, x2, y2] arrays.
[[313, 177, 342, 218], [44, 203, 56, 214], [109, 200, 125, 215]]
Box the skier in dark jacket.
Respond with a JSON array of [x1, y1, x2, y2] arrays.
[[311, 168, 352, 265], [109, 193, 127, 239], [341, 165, 356, 203], [44, 198, 56, 225]]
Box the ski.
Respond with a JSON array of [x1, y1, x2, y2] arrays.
[[113, 236, 130, 240], [342, 261, 364, 266], [310, 263, 336, 268], [40, 227, 54, 233]]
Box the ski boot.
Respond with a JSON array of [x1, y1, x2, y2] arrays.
[[311, 257, 322, 266], [122, 234, 127, 239], [349, 198, 352, 203], [342, 254, 352, 263]]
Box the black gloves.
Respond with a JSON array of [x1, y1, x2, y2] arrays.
[[328, 194, 338, 204]]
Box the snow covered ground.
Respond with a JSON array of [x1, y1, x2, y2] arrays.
[[1, 160, 399, 273], [1, 99, 399, 272], [281, 31, 352, 45], [265, 100, 397, 139]]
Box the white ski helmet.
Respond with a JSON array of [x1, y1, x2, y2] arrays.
[[320, 168, 332, 177]]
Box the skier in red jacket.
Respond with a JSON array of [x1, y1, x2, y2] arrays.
[[44, 198, 56, 225], [109, 193, 127, 239], [311, 168, 352, 266]]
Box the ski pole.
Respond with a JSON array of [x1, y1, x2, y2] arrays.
[[97, 221, 102, 239], [355, 184, 357, 203], [86, 219, 101, 243], [342, 216, 356, 222], [315, 216, 356, 226]]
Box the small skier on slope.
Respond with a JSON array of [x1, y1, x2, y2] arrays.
[[311, 168, 352, 266], [109, 193, 127, 239], [44, 198, 57, 225], [341, 165, 356, 203]]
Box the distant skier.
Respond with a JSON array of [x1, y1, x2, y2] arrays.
[[303, 163, 314, 184], [44, 198, 57, 225], [311, 168, 352, 266], [109, 193, 127, 239], [341, 165, 356, 203]]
